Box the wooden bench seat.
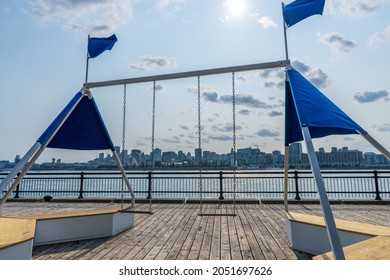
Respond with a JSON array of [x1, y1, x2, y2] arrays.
[[0, 218, 36, 260], [285, 211, 390, 259], [285, 211, 390, 237], [10, 206, 132, 220], [313, 236, 390, 260], [5, 206, 135, 247]]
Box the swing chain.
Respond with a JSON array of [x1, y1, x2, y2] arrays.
[[197, 76, 203, 212], [121, 84, 127, 209], [122, 84, 127, 163], [232, 72, 237, 213], [151, 81, 156, 166], [149, 81, 156, 211]]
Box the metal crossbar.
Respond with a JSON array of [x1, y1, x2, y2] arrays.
[[84, 60, 289, 89]]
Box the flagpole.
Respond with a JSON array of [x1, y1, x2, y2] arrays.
[[282, 2, 289, 61], [282, 2, 290, 211], [85, 35, 90, 83]]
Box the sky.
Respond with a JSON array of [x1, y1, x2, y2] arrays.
[[0, 0, 389, 164]]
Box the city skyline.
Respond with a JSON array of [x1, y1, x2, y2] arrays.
[[1, 1, 389, 164], [2, 143, 389, 170]]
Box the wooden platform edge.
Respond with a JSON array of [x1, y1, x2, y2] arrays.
[[6, 206, 133, 221], [0, 217, 36, 250], [313, 236, 390, 260], [285, 211, 390, 237]]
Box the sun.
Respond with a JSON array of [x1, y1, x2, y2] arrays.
[[225, 0, 246, 17]]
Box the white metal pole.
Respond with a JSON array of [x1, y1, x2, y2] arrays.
[[358, 132, 390, 160], [112, 150, 135, 207], [282, 2, 289, 61], [283, 146, 289, 211], [85, 35, 90, 84], [0, 91, 86, 209], [282, 2, 290, 212], [0, 144, 46, 208], [0, 142, 41, 195], [302, 127, 345, 260], [85, 60, 289, 89]]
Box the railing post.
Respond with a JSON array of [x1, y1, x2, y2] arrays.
[[147, 171, 152, 199], [78, 172, 84, 199], [373, 170, 382, 201], [219, 171, 224, 200], [294, 170, 301, 200], [14, 172, 21, 199]]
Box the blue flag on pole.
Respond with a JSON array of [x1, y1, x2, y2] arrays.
[[88, 34, 117, 58], [283, 0, 325, 28], [285, 68, 366, 145], [38, 92, 115, 151]]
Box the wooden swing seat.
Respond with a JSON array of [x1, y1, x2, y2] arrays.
[[198, 213, 237, 217], [122, 209, 154, 215]]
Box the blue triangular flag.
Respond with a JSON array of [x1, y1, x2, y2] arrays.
[[285, 68, 366, 144], [283, 0, 325, 28], [285, 80, 303, 145], [88, 34, 117, 59], [38, 92, 115, 151]]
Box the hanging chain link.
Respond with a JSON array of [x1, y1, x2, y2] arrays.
[[197, 76, 203, 213], [122, 84, 127, 163], [151, 81, 156, 166], [149, 81, 156, 211], [232, 72, 237, 214], [121, 84, 127, 209]]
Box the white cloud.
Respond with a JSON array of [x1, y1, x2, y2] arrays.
[[292, 60, 331, 89], [250, 13, 277, 29], [326, 0, 389, 17], [368, 25, 390, 47], [156, 0, 186, 15], [131, 55, 177, 70], [317, 32, 357, 53], [220, 15, 231, 24], [26, 0, 133, 35]]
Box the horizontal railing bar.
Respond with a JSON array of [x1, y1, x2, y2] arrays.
[[84, 60, 289, 89], [2, 170, 390, 201]]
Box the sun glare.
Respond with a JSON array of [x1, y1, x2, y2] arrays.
[[225, 0, 246, 17]]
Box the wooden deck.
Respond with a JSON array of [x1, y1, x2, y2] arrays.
[[2, 202, 390, 260]]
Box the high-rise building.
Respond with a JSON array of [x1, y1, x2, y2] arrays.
[[195, 148, 202, 163], [289, 143, 302, 166]]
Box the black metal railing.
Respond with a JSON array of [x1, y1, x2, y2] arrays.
[[1, 170, 390, 201]]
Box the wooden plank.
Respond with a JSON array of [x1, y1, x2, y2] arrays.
[[124, 204, 186, 259], [227, 205, 242, 260], [235, 205, 265, 259], [313, 236, 390, 260], [265, 205, 302, 260], [241, 204, 276, 260], [187, 204, 211, 260], [254, 205, 290, 260], [4, 202, 389, 261], [107, 204, 171, 260], [233, 205, 254, 260], [198, 204, 216, 260], [209, 205, 222, 260], [119, 204, 181, 260], [175, 205, 204, 260], [0, 218, 36, 249], [145, 204, 195, 260], [285, 211, 390, 237], [220, 204, 232, 260], [81, 204, 172, 260], [165, 205, 199, 260], [9, 206, 132, 220]]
